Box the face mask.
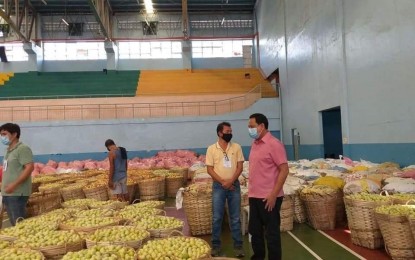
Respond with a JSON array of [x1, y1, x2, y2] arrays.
[[222, 133, 233, 143], [1, 136, 10, 145], [248, 127, 259, 139]]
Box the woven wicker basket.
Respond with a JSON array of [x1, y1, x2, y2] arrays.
[[375, 212, 415, 259], [38, 240, 85, 260], [127, 183, 137, 203], [60, 186, 86, 202], [409, 216, 415, 243], [85, 226, 150, 249], [344, 197, 392, 249], [183, 191, 212, 235], [26, 191, 62, 217], [292, 194, 307, 223], [166, 176, 184, 198], [300, 192, 337, 230], [280, 196, 294, 232], [83, 185, 109, 201], [137, 177, 165, 201], [170, 167, 189, 186], [336, 191, 346, 226]]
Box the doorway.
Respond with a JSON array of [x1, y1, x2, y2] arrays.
[[321, 107, 343, 159]]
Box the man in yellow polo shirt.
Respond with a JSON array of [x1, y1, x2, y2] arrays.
[[206, 122, 245, 258]]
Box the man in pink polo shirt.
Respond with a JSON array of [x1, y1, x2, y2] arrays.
[[248, 113, 289, 260]]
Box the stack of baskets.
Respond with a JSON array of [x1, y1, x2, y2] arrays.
[[60, 184, 86, 202], [182, 184, 212, 235], [280, 196, 294, 231], [170, 167, 189, 186], [344, 194, 392, 249], [300, 185, 337, 230]]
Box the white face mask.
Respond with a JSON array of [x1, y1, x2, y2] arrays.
[[248, 127, 259, 139], [1, 135, 10, 145]]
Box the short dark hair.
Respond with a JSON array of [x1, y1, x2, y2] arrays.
[[105, 139, 115, 148], [216, 122, 231, 136], [249, 113, 269, 129], [0, 123, 21, 138]]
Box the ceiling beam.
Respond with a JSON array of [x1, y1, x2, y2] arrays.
[[87, 0, 113, 39], [182, 0, 189, 39], [0, 0, 28, 41]]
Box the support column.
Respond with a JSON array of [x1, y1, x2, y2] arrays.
[[105, 41, 118, 71]]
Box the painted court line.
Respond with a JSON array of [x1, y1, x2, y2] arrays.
[[318, 230, 366, 260], [287, 231, 323, 260]]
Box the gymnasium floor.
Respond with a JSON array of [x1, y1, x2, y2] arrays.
[[1, 205, 391, 260]]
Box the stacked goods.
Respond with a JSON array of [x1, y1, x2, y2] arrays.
[[117, 207, 165, 222], [183, 183, 213, 235], [344, 193, 393, 249], [375, 205, 415, 259], [280, 196, 294, 232], [63, 245, 136, 260], [59, 217, 120, 233], [130, 200, 165, 210], [61, 198, 96, 210], [137, 235, 211, 260], [74, 208, 115, 218], [60, 183, 86, 202], [138, 176, 166, 201], [26, 191, 62, 217], [85, 226, 150, 249], [0, 216, 60, 241], [88, 200, 126, 210], [166, 173, 185, 198], [0, 248, 45, 259], [38, 182, 65, 193], [13, 230, 84, 259], [131, 216, 184, 238], [391, 194, 415, 205], [300, 185, 337, 230], [32, 175, 59, 192], [313, 176, 346, 226], [83, 181, 109, 201]]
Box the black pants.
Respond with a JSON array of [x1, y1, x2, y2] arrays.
[[248, 197, 283, 260]]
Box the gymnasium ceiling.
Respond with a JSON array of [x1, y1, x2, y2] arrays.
[[0, 0, 257, 15]]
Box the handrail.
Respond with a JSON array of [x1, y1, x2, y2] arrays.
[[0, 85, 262, 122]]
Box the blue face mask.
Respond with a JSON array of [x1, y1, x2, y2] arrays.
[[248, 127, 259, 139], [1, 136, 10, 145]]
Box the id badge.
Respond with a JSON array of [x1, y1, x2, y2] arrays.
[[2, 160, 7, 172], [223, 157, 232, 168]]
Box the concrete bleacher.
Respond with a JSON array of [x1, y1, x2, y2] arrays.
[[136, 68, 278, 98], [0, 71, 139, 99]]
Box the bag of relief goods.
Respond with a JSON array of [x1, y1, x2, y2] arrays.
[[383, 177, 415, 193], [343, 179, 381, 195], [313, 176, 345, 190], [283, 176, 307, 195]]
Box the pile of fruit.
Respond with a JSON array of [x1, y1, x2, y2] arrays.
[[60, 217, 118, 229], [74, 208, 115, 218], [375, 205, 415, 216], [0, 248, 44, 259], [87, 226, 150, 244], [62, 198, 96, 208], [117, 207, 164, 221], [0, 240, 10, 249], [14, 230, 83, 248], [133, 216, 183, 230], [137, 236, 210, 260], [63, 245, 136, 260], [346, 193, 392, 202], [129, 200, 164, 209], [300, 185, 337, 197]]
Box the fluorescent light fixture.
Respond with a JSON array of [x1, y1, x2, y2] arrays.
[[62, 18, 69, 26], [221, 17, 225, 26], [144, 0, 154, 14], [41, 0, 47, 5]]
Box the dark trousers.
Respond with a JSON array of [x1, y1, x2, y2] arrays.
[[248, 197, 283, 260], [2, 196, 29, 226]]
